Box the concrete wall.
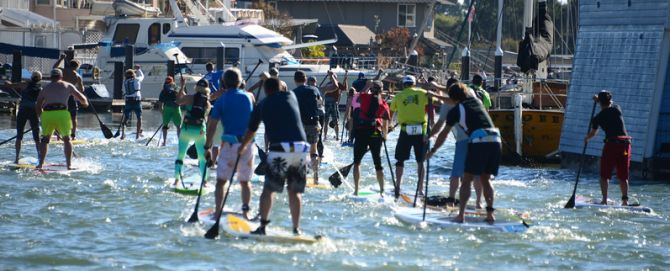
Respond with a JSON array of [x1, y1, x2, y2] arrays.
[[560, 0, 670, 165], [275, 1, 431, 36]]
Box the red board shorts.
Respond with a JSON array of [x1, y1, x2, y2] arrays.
[[600, 137, 631, 181]]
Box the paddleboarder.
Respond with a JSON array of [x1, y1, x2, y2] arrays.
[[428, 78, 483, 208], [53, 55, 84, 139], [322, 70, 347, 141], [352, 80, 390, 196], [120, 65, 144, 140], [203, 62, 223, 93], [239, 78, 310, 235], [35, 69, 89, 170], [310, 76, 326, 159], [4, 72, 42, 163], [158, 76, 182, 146], [471, 74, 491, 110], [389, 75, 433, 197], [291, 71, 323, 184], [584, 90, 632, 206], [426, 82, 501, 224], [205, 68, 255, 219], [269, 68, 288, 92], [173, 77, 211, 186]]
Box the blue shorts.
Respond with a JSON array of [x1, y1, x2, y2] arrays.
[[451, 140, 468, 178], [123, 100, 142, 120]]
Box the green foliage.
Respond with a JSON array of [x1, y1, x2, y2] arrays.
[[301, 41, 326, 58], [435, 14, 460, 34]]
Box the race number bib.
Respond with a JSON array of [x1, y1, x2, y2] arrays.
[[405, 124, 423, 135]]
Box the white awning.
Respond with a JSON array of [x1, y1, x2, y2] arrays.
[[0, 8, 59, 28]]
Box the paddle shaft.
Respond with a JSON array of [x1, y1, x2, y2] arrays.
[[0, 129, 31, 146], [243, 59, 262, 100], [187, 156, 210, 223], [382, 139, 398, 198], [422, 93, 434, 221], [206, 155, 241, 238], [565, 100, 598, 208], [145, 124, 163, 146]]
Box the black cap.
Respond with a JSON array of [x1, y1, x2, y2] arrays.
[[598, 90, 612, 103]]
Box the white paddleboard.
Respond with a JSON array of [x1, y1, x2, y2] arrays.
[[393, 206, 529, 233], [346, 189, 393, 204], [574, 195, 652, 213]]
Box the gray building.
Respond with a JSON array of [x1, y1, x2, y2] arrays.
[[253, 0, 451, 37], [559, 0, 670, 177]]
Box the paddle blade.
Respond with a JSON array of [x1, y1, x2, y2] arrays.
[[340, 163, 353, 177], [101, 123, 114, 139], [328, 171, 342, 188], [204, 221, 220, 239], [187, 144, 198, 159], [187, 211, 199, 223], [564, 195, 576, 208]]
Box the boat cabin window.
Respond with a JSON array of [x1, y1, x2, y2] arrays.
[[225, 48, 240, 64], [148, 23, 161, 45], [162, 23, 171, 35], [181, 47, 240, 65], [112, 24, 140, 44]]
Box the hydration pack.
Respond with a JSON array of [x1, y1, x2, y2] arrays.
[[356, 93, 381, 128], [184, 92, 207, 126]]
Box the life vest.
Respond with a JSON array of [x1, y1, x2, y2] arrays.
[[357, 93, 383, 129], [184, 92, 207, 126], [20, 82, 41, 107]]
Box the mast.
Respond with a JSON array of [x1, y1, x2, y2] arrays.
[[494, 0, 503, 91]]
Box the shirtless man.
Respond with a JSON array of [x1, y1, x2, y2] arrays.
[[35, 69, 89, 169]]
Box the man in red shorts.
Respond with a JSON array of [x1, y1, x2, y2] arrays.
[[584, 90, 631, 206]]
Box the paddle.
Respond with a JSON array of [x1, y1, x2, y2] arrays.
[[88, 104, 114, 139], [565, 100, 598, 208], [382, 139, 398, 199], [187, 144, 198, 159], [328, 163, 353, 188], [0, 129, 31, 146], [253, 144, 267, 175], [113, 113, 125, 138], [205, 154, 241, 239], [144, 124, 163, 146], [242, 59, 262, 100], [187, 162, 211, 223], [422, 93, 435, 221]]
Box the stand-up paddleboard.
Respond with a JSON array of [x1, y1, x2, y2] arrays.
[[4, 163, 37, 170], [346, 189, 393, 204], [574, 195, 652, 213], [169, 174, 213, 195], [198, 209, 323, 244], [393, 206, 529, 233], [306, 176, 331, 189], [49, 137, 96, 145], [197, 207, 244, 224]]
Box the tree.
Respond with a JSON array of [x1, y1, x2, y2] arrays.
[[301, 41, 326, 58], [379, 27, 410, 54], [253, 1, 293, 38]]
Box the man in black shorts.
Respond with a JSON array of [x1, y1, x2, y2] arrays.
[[239, 78, 310, 235], [291, 71, 323, 183], [426, 82, 501, 224]]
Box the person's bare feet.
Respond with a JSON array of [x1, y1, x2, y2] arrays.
[[485, 213, 496, 225], [453, 214, 464, 223], [600, 199, 608, 205]]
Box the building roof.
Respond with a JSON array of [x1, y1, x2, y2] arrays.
[[0, 8, 58, 28], [315, 24, 375, 46]]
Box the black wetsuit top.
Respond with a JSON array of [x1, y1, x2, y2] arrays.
[[248, 91, 307, 143], [446, 97, 494, 135], [592, 104, 628, 138], [291, 85, 321, 125]]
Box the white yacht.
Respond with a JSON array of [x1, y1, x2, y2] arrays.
[[95, 0, 379, 99]]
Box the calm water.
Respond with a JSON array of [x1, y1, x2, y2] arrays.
[[0, 111, 668, 270]]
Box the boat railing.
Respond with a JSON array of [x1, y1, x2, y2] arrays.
[[489, 80, 567, 111]]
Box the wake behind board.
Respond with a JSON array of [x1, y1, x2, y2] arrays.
[[198, 209, 322, 244], [393, 206, 529, 233], [169, 174, 213, 195], [574, 195, 652, 213]]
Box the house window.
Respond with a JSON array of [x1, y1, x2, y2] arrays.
[[112, 23, 140, 44], [36, 0, 50, 5], [148, 23, 161, 45], [398, 4, 416, 27]]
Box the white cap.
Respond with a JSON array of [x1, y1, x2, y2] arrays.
[[402, 75, 416, 85]]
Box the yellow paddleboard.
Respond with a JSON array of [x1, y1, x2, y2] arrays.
[[222, 214, 323, 244]]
